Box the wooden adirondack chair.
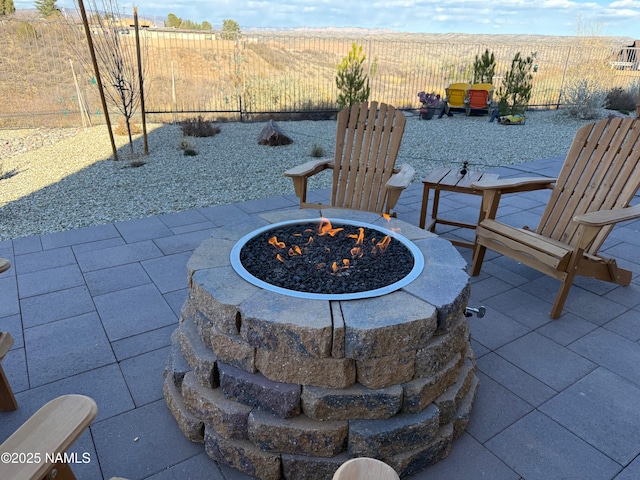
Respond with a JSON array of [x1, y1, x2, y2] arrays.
[[284, 102, 414, 216], [0, 331, 18, 411], [0, 395, 98, 480], [471, 117, 640, 319], [332, 457, 400, 480]]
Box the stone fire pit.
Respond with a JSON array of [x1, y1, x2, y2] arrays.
[[164, 208, 478, 479]]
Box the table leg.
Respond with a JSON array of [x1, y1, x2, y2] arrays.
[[430, 189, 441, 233], [419, 184, 430, 229]]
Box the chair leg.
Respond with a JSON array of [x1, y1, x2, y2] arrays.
[[43, 461, 77, 480], [290, 177, 308, 206], [0, 364, 18, 411], [470, 243, 486, 276], [549, 246, 584, 319], [550, 280, 574, 319]]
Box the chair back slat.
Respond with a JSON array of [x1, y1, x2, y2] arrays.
[[537, 117, 640, 254], [351, 103, 381, 208], [547, 119, 619, 239], [331, 102, 406, 213]]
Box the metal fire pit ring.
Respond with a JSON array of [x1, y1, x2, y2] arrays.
[[230, 218, 425, 301]]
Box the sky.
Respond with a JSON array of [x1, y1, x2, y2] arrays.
[[14, 0, 640, 38]]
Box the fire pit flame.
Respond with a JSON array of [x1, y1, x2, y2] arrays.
[[374, 234, 392, 254], [267, 218, 395, 276], [268, 236, 286, 249], [231, 218, 425, 301], [318, 218, 344, 237]]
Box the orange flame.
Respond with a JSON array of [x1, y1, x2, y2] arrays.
[[382, 213, 391, 221], [348, 227, 365, 245], [374, 235, 391, 253], [288, 245, 302, 256], [318, 218, 344, 237], [350, 246, 363, 258], [268, 236, 286, 249], [331, 261, 338, 273], [276, 253, 285, 262]]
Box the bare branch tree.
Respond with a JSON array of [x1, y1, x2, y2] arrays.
[[71, 0, 147, 156]]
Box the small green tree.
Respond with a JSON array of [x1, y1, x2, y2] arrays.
[[336, 43, 370, 110], [221, 19, 240, 39], [497, 52, 533, 115], [34, 0, 58, 18], [201, 21, 212, 30], [165, 13, 182, 28], [1, 0, 16, 15], [472, 49, 496, 84]]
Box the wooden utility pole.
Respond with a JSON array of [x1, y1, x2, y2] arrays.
[[636, 81, 640, 118], [133, 6, 148, 154], [77, 0, 118, 160]]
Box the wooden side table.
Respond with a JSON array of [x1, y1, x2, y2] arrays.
[[419, 167, 499, 248]]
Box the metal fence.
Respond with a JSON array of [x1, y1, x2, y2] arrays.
[[1, 17, 639, 128]]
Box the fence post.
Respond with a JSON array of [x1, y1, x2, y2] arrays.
[[556, 46, 572, 110], [133, 7, 148, 155]]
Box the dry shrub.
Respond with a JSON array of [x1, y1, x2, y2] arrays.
[[310, 144, 325, 158], [606, 86, 639, 113], [180, 116, 221, 137], [563, 79, 607, 119]]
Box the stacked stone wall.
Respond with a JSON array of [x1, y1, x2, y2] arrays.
[[165, 215, 479, 479]]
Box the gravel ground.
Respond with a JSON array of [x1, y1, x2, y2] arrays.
[[0, 109, 614, 241]]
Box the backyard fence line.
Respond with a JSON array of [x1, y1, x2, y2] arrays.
[[1, 17, 639, 128]]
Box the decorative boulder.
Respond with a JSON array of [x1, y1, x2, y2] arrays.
[[257, 120, 293, 146]]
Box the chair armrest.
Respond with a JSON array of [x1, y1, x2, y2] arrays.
[[0, 258, 10, 274], [283, 158, 333, 178], [574, 204, 640, 227], [0, 395, 98, 480], [472, 177, 556, 193], [0, 332, 14, 359], [387, 163, 415, 189]]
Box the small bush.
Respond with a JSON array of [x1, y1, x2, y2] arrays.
[[336, 43, 370, 110], [497, 52, 533, 116], [180, 116, 221, 137], [563, 79, 606, 119], [177, 138, 194, 151], [183, 149, 198, 156], [472, 49, 496, 84], [310, 144, 325, 158], [126, 160, 146, 168], [606, 86, 638, 113]]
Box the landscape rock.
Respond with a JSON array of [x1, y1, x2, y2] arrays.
[[257, 120, 293, 146]]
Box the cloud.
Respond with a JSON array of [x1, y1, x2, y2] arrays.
[[609, 0, 640, 6], [16, 0, 639, 37]]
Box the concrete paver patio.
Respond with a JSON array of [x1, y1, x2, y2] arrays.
[[1, 155, 640, 480]]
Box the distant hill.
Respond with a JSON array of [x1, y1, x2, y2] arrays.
[[6, 9, 634, 47]]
